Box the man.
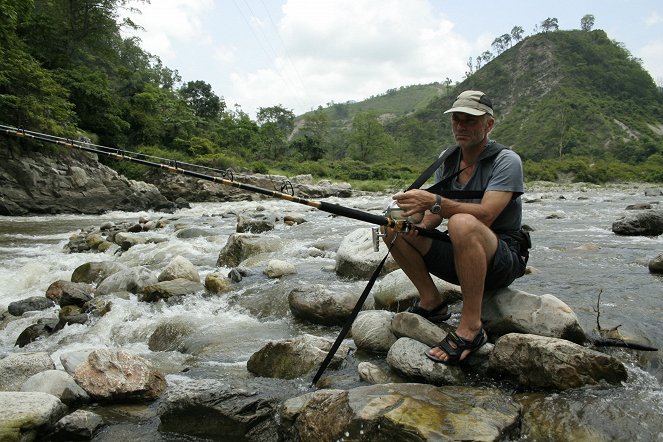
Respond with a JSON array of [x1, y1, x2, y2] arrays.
[[382, 90, 527, 364]]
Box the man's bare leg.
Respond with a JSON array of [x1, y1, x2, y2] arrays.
[[427, 214, 498, 362], [382, 228, 445, 311]]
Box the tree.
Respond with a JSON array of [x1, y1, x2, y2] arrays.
[[581, 14, 595, 31], [256, 105, 295, 158], [511, 26, 525, 43], [179, 80, 224, 120], [541, 17, 559, 33], [348, 111, 394, 162], [295, 110, 330, 160]]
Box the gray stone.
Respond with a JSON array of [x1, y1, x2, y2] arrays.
[[0, 392, 67, 441], [0, 352, 55, 391]]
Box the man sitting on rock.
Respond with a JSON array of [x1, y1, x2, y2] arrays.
[[382, 90, 529, 364]]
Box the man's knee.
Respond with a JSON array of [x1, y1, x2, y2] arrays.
[[447, 213, 481, 237]]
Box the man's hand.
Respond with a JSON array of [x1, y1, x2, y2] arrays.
[[392, 190, 436, 218]]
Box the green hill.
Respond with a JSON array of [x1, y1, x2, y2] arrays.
[[387, 30, 663, 165], [298, 83, 451, 124]]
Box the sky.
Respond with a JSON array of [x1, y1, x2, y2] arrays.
[[121, 0, 663, 117]]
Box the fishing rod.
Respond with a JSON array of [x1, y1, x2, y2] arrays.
[[0, 123, 448, 241]]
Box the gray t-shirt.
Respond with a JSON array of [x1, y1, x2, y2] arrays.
[[433, 143, 523, 233]]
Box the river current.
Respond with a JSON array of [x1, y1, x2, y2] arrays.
[[0, 182, 662, 439]]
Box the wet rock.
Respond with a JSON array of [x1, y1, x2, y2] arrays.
[[95, 266, 158, 296], [649, 252, 663, 274], [15, 317, 60, 347], [8, 296, 55, 316], [21, 369, 90, 405], [372, 268, 461, 310], [157, 255, 200, 282], [156, 378, 300, 441], [0, 352, 55, 391], [482, 288, 587, 343], [351, 310, 397, 353], [45, 280, 95, 305], [387, 337, 467, 385], [280, 383, 520, 441], [70, 261, 127, 285], [263, 259, 296, 278], [236, 211, 276, 233], [49, 409, 104, 441], [612, 210, 663, 236], [288, 283, 369, 326], [517, 388, 663, 441], [0, 392, 67, 441], [216, 233, 284, 267], [73, 349, 166, 402], [356, 362, 394, 384], [247, 334, 351, 380], [488, 333, 628, 390], [204, 272, 233, 294], [139, 278, 205, 302], [58, 305, 88, 327], [148, 317, 197, 352], [334, 228, 398, 279]]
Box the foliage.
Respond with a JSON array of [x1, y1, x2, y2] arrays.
[[1, 2, 662, 190]]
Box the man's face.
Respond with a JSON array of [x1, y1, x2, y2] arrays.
[[451, 112, 493, 148]]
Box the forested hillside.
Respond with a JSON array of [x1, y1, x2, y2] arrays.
[[2, 1, 662, 186]]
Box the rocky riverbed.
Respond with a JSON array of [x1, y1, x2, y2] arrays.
[[1, 183, 662, 440]]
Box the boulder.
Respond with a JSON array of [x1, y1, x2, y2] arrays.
[[288, 284, 369, 326], [372, 268, 461, 310], [7, 296, 55, 316], [216, 233, 284, 267], [334, 228, 399, 279], [247, 334, 351, 380], [0, 392, 67, 441], [70, 261, 127, 284], [156, 378, 301, 441], [204, 272, 233, 294], [263, 259, 297, 278], [95, 266, 157, 296], [488, 333, 628, 390], [157, 255, 200, 282], [236, 211, 276, 233], [73, 349, 167, 402], [482, 288, 586, 343], [351, 310, 397, 353], [612, 210, 663, 236], [280, 383, 520, 441], [0, 352, 55, 391], [21, 369, 90, 405], [49, 409, 104, 441], [649, 252, 663, 274], [45, 280, 95, 307], [387, 337, 467, 386], [139, 278, 205, 302]]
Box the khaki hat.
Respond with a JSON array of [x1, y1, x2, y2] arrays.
[[444, 90, 494, 116]]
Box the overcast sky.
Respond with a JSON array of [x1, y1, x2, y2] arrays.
[[122, 0, 663, 117]]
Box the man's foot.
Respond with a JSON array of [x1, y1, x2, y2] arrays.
[[406, 300, 451, 323], [425, 327, 487, 365]]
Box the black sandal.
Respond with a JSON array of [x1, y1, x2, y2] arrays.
[[406, 300, 451, 323], [425, 327, 488, 365]]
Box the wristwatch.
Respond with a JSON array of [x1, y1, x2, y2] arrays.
[[430, 194, 443, 214]]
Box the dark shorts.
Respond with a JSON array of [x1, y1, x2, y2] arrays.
[[422, 233, 527, 290]]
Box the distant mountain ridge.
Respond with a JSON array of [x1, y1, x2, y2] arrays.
[[302, 29, 663, 164]]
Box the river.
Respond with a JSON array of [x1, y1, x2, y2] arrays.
[[0, 182, 662, 440]]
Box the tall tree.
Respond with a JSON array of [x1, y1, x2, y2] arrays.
[[541, 17, 559, 32], [580, 14, 595, 31], [348, 111, 394, 162], [179, 80, 224, 120], [511, 26, 525, 43]]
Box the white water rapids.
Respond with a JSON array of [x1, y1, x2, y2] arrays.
[[0, 183, 662, 439]]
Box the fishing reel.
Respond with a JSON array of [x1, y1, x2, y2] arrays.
[[371, 201, 424, 251]]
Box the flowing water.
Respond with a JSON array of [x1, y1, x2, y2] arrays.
[[0, 183, 662, 439]]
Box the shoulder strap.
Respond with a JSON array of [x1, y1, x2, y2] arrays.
[[406, 145, 459, 191], [425, 142, 508, 198]]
